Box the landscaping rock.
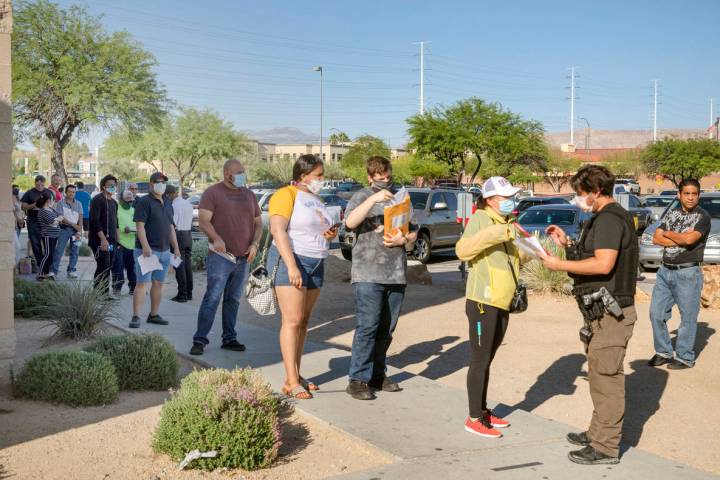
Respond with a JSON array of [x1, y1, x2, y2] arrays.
[[701, 265, 720, 309]]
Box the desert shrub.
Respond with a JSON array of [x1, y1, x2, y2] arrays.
[[14, 351, 119, 407], [520, 235, 573, 296], [85, 333, 179, 390], [31, 280, 115, 341], [192, 238, 208, 271], [153, 368, 281, 471], [13, 277, 63, 317]]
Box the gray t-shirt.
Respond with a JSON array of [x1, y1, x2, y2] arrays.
[[345, 187, 409, 285]]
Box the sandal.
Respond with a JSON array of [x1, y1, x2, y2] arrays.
[[300, 377, 320, 391], [282, 384, 313, 400]]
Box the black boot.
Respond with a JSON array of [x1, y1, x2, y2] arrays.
[[346, 380, 375, 400], [568, 446, 619, 465], [566, 431, 591, 446]]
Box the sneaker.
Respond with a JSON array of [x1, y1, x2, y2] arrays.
[[220, 340, 246, 352], [568, 446, 619, 465], [484, 409, 509, 428], [667, 359, 694, 370], [346, 380, 376, 400], [46, 273, 55, 281], [67, 271, 78, 279], [464, 417, 502, 439], [147, 314, 168, 325], [170, 295, 188, 303], [189, 343, 204, 356], [129, 316, 141, 328], [648, 354, 672, 367], [369, 376, 402, 393], [567, 431, 591, 446]]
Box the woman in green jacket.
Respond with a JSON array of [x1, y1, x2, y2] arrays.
[[455, 176, 522, 439]]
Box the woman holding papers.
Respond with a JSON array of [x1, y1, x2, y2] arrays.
[[268, 155, 339, 400], [455, 176, 523, 439]]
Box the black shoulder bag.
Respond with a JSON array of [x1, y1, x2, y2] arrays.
[[501, 239, 528, 313]]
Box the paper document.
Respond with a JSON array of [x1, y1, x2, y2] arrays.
[[170, 256, 182, 268], [383, 188, 411, 236], [208, 243, 237, 264], [63, 207, 79, 225], [513, 236, 548, 259], [137, 254, 163, 275]]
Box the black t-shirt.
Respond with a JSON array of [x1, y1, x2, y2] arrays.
[[571, 203, 638, 304], [659, 207, 711, 264], [20, 188, 53, 221], [133, 194, 174, 251]]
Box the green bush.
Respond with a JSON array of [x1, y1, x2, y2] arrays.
[[14, 351, 119, 407], [520, 235, 573, 296], [14, 277, 65, 318], [191, 238, 208, 271], [28, 279, 116, 341], [85, 333, 179, 390], [64, 242, 93, 257], [153, 368, 281, 471]]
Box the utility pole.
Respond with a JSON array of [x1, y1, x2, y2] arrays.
[[95, 145, 100, 188], [414, 41, 430, 114], [652, 79, 658, 142], [567, 67, 578, 145], [313, 66, 324, 160], [710, 98, 714, 139]]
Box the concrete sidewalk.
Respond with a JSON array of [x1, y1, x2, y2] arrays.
[[107, 291, 717, 480]]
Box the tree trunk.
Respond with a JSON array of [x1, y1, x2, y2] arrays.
[[51, 139, 68, 184]]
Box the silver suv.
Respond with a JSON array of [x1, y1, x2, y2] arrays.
[[338, 188, 463, 263]]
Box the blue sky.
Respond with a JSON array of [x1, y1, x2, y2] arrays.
[[56, 0, 720, 147]]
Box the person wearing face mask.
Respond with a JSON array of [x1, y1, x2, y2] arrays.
[[343, 156, 417, 400], [190, 159, 262, 355], [455, 176, 522, 439], [111, 189, 137, 296], [266, 154, 338, 400], [51, 184, 84, 279], [89, 175, 120, 291], [541, 165, 638, 466], [130, 172, 181, 328]]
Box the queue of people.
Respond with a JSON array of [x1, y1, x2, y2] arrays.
[[12, 156, 711, 468]]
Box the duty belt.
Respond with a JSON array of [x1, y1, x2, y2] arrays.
[[662, 262, 700, 270]]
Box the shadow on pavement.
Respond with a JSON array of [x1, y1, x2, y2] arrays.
[[622, 359, 669, 451], [509, 353, 586, 414]]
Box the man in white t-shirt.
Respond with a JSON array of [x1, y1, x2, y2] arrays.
[[166, 185, 194, 302]]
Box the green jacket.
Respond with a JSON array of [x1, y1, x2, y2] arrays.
[[455, 207, 521, 311], [117, 203, 136, 250]]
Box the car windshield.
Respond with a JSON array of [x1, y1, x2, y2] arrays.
[[662, 197, 720, 219], [409, 191, 430, 210], [519, 209, 577, 226], [644, 197, 673, 208], [254, 193, 264, 203]]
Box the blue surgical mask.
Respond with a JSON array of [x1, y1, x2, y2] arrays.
[[233, 173, 247, 188], [106, 186, 116, 194], [498, 199, 516, 216]]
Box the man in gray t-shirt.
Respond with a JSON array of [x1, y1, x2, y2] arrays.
[[344, 156, 417, 401]]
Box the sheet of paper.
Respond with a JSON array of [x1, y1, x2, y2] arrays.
[[170, 255, 182, 268], [208, 243, 237, 264], [137, 254, 163, 275], [513, 236, 548, 260], [62, 207, 79, 225]]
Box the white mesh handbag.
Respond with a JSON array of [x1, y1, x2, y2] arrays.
[[245, 238, 280, 316]]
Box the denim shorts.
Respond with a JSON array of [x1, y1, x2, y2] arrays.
[[267, 245, 324, 290], [134, 248, 172, 284]]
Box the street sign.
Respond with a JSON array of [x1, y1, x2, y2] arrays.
[[457, 192, 475, 225]]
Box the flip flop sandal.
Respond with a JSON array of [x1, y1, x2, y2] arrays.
[[300, 377, 320, 391], [282, 384, 313, 400]]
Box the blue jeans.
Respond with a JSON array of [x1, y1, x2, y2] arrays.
[[112, 245, 137, 292], [193, 252, 248, 346], [51, 227, 79, 275], [348, 283, 406, 383], [650, 265, 704, 365]]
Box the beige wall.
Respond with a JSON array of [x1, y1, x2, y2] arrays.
[[0, 0, 14, 386]]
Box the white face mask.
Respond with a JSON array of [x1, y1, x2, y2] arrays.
[[303, 179, 324, 195], [153, 182, 167, 195], [574, 194, 593, 213]]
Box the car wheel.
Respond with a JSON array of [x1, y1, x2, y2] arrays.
[[412, 232, 431, 264], [340, 247, 352, 261]]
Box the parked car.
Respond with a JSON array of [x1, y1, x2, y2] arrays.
[[615, 178, 641, 194], [338, 188, 462, 263], [622, 194, 652, 232], [641, 195, 674, 223], [256, 189, 342, 230], [320, 193, 348, 213], [517, 205, 592, 241], [639, 192, 720, 271], [513, 196, 571, 216], [660, 189, 678, 196], [335, 181, 364, 200]]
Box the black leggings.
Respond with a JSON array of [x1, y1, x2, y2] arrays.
[[466, 300, 509, 418], [39, 236, 57, 277]]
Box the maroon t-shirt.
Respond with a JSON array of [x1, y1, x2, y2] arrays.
[[199, 183, 260, 257]]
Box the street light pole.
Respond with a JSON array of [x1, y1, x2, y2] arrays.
[[313, 66, 323, 160], [579, 117, 590, 162]]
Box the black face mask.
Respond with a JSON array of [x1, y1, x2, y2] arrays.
[[371, 180, 394, 192]]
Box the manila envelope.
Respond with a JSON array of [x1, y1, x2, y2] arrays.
[[384, 196, 411, 236]]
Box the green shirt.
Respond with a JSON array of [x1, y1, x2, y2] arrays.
[[117, 203, 136, 250]]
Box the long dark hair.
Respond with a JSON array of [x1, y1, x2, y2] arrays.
[[292, 154, 323, 182], [36, 194, 51, 209]]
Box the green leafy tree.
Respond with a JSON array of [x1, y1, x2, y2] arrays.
[[105, 108, 250, 192], [341, 135, 391, 183], [409, 155, 450, 183], [328, 131, 351, 145], [543, 150, 583, 192], [407, 98, 547, 184], [12, 0, 167, 183], [641, 137, 720, 187]]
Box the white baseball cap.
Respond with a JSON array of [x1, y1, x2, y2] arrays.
[[481, 176, 520, 198]]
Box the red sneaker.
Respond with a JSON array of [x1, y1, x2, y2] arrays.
[[485, 410, 510, 428], [464, 417, 502, 439]]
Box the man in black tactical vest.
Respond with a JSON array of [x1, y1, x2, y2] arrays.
[[541, 165, 639, 466]]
